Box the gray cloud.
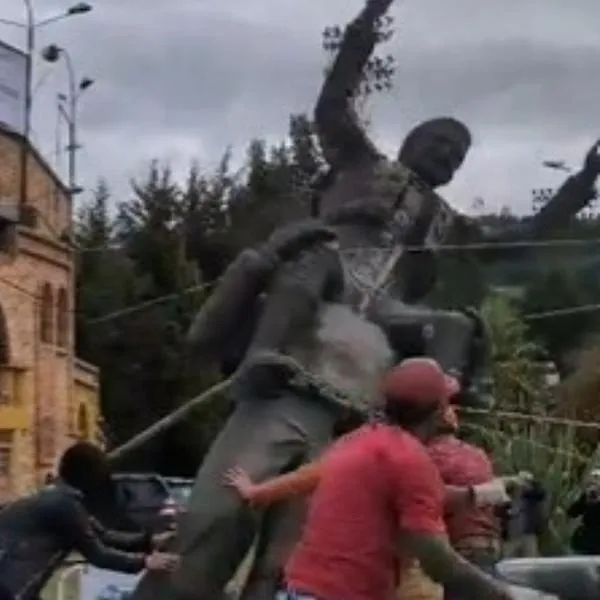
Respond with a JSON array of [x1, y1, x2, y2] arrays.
[[1, 0, 599, 213]]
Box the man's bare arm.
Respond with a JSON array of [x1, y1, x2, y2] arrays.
[[444, 485, 471, 508], [445, 480, 510, 510], [401, 533, 511, 600], [315, 0, 394, 168]]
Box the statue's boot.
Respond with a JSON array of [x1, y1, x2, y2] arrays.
[[130, 392, 336, 600]]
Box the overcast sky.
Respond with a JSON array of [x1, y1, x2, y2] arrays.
[[2, 0, 600, 214]]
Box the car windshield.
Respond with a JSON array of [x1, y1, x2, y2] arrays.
[[169, 484, 192, 505]]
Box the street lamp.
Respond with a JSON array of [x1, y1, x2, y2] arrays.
[[42, 44, 94, 196], [0, 1, 93, 216]]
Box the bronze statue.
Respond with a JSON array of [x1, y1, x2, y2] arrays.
[[130, 3, 600, 600]]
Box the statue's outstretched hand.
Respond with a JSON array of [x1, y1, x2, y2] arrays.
[[222, 466, 257, 502], [583, 139, 600, 177], [260, 219, 337, 266], [365, 0, 395, 19]]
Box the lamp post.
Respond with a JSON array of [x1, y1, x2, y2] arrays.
[[42, 44, 93, 196], [0, 1, 92, 217]]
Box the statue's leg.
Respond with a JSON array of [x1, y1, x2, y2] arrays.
[[240, 434, 331, 600], [239, 495, 309, 600], [131, 391, 335, 600]]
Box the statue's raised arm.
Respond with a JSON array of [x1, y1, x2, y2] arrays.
[[529, 140, 599, 235], [315, 0, 395, 169], [476, 140, 600, 263]]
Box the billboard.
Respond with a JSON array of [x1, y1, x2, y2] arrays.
[[0, 39, 26, 135]]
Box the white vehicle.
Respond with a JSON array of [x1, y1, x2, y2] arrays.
[[496, 556, 600, 600]]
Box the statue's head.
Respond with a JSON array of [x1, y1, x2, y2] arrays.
[[398, 117, 471, 188]]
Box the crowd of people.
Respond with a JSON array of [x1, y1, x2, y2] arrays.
[[0, 357, 598, 600], [221, 358, 539, 600]]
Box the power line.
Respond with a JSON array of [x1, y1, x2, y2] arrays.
[[4, 268, 600, 328], [75, 235, 600, 255], [524, 304, 600, 321], [86, 282, 215, 324]]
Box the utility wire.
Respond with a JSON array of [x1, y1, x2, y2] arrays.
[[4, 270, 600, 327], [74, 235, 600, 255], [86, 282, 215, 324]]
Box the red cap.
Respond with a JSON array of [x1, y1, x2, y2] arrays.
[[381, 358, 459, 409]]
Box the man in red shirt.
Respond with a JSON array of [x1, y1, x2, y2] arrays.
[[428, 404, 502, 580], [228, 358, 512, 600]]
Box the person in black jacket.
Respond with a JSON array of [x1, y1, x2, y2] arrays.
[[568, 469, 600, 555], [0, 443, 179, 600]]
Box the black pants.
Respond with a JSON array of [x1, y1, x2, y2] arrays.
[[0, 583, 14, 600]]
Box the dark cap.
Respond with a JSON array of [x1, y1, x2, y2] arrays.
[[381, 357, 459, 409]]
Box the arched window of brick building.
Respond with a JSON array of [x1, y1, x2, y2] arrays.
[[77, 404, 90, 440], [0, 302, 9, 366], [40, 283, 53, 343], [57, 287, 68, 348]]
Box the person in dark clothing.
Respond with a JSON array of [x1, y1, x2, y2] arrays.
[[568, 470, 600, 555], [502, 473, 546, 558], [0, 442, 179, 600]]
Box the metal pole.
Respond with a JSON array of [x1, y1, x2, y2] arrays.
[[68, 99, 76, 194], [19, 0, 34, 217], [62, 50, 77, 194]]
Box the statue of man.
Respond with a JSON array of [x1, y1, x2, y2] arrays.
[[314, 0, 600, 306], [131, 3, 600, 600]]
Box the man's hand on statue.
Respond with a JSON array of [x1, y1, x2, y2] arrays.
[[152, 530, 176, 549], [144, 551, 180, 572], [260, 219, 337, 266], [223, 466, 256, 501], [472, 479, 510, 506], [583, 139, 600, 177], [501, 473, 530, 493]]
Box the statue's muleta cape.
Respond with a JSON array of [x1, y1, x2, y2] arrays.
[[241, 161, 475, 417]]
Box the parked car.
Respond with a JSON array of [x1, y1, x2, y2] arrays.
[[112, 473, 193, 532]]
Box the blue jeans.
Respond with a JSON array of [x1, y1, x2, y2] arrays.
[[276, 590, 319, 600]]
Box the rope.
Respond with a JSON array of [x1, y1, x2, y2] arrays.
[[108, 376, 234, 461], [459, 406, 600, 431], [461, 421, 588, 463]]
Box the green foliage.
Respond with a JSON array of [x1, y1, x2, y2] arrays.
[[75, 115, 324, 475], [522, 268, 600, 372], [471, 417, 599, 555], [463, 293, 600, 554], [481, 293, 547, 412]]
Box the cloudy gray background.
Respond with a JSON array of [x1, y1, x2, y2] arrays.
[[1, 0, 599, 214]]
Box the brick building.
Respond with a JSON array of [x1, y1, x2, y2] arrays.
[[0, 123, 100, 500]]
